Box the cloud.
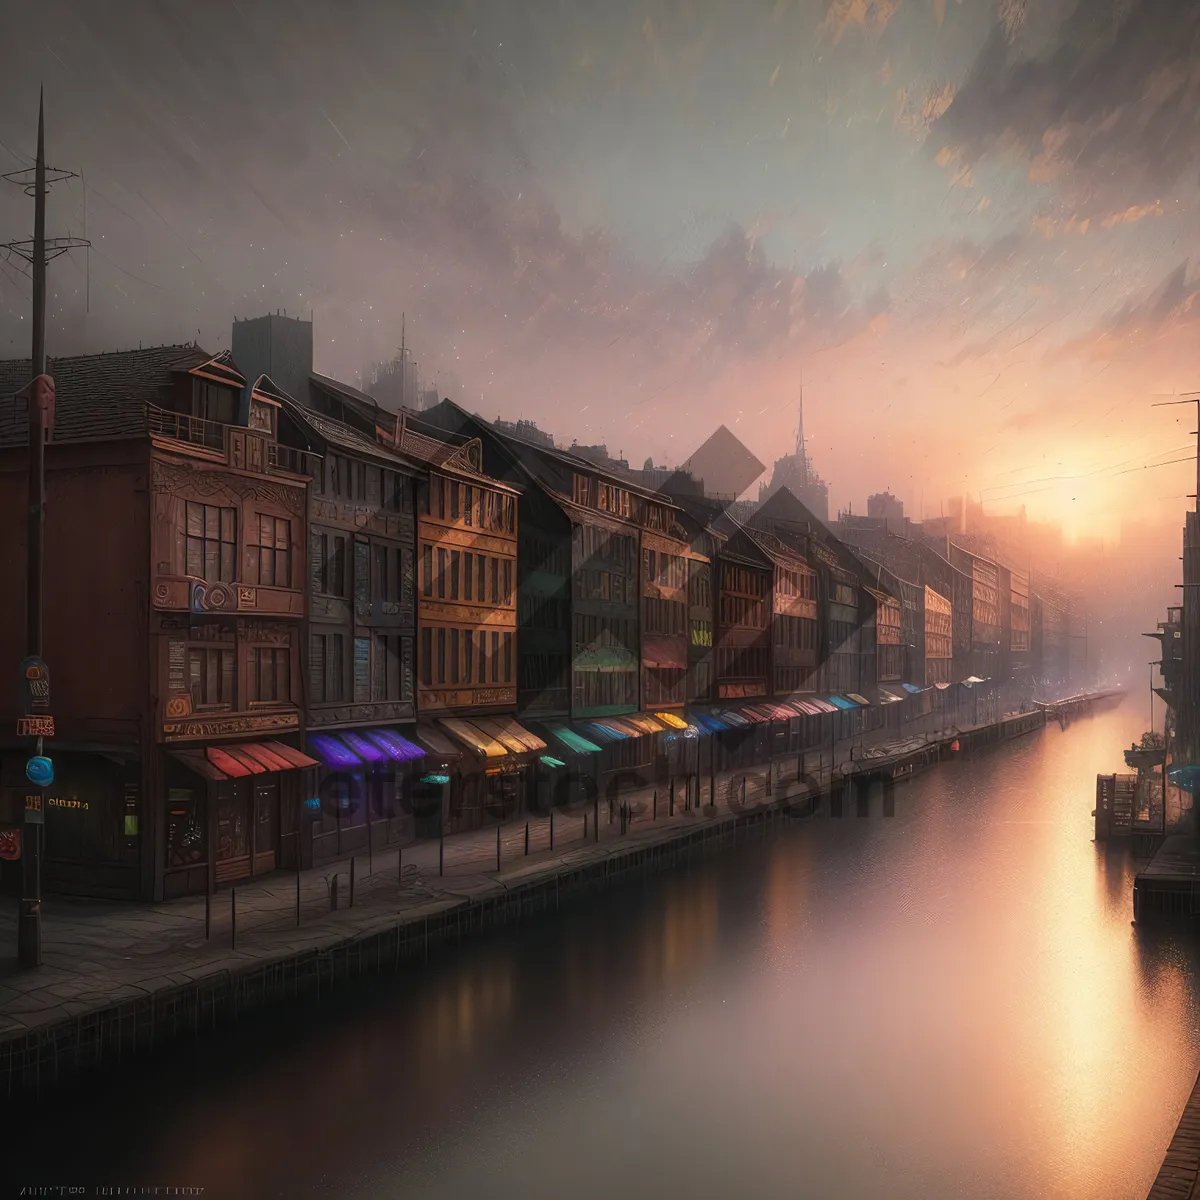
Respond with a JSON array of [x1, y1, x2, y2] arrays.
[[820, 0, 898, 44], [931, 0, 1200, 214]]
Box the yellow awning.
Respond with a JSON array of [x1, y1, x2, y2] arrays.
[[623, 713, 666, 735], [654, 711, 689, 730], [438, 718, 508, 758], [470, 716, 547, 754]]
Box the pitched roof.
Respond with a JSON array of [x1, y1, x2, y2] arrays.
[[311, 371, 392, 415], [276, 393, 416, 471], [0, 344, 235, 447], [397, 417, 517, 491]]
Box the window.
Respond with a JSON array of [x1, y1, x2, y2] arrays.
[[432, 475, 444, 519], [253, 515, 291, 587], [477, 554, 486, 600], [422, 545, 433, 597], [503, 559, 513, 606], [309, 633, 345, 703], [450, 482, 459, 520], [450, 550, 461, 600], [420, 627, 432, 687], [490, 557, 500, 605], [503, 631, 513, 682], [310, 531, 347, 597], [373, 634, 406, 702], [353, 636, 370, 701], [491, 631, 500, 682], [185, 503, 237, 582], [464, 486, 473, 526], [193, 379, 237, 425], [437, 548, 447, 599], [327, 454, 350, 500], [374, 542, 397, 604], [189, 646, 235, 708], [449, 628, 460, 684], [478, 630, 487, 683], [464, 552, 473, 601], [464, 627, 474, 682], [437, 628, 446, 684], [250, 647, 290, 703]]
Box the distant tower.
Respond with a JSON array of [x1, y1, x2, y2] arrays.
[[757, 371, 829, 522], [794, 374, 811, 489]]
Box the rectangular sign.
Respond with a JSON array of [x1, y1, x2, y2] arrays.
[[17, 715, 54, 738], [24, 794, 44, 825]]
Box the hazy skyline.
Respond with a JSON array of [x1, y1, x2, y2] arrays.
[[1, 0, 1198, 545]]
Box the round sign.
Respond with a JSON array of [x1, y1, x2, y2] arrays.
[[25, 756, 54, 787]]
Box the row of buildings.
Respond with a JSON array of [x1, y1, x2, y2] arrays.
[[0, 312, 1085, 903]]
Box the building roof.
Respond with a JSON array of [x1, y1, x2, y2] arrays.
[[276, 392, 417, 471], [397, 414, 518, 491], [0, 344, 239, 447]]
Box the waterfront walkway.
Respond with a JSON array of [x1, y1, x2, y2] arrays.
[[0, 707, 1057, 1094], [1148, 1072, 1200, 1199]]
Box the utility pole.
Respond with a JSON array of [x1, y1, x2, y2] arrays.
[[2, 92, 87, 967]]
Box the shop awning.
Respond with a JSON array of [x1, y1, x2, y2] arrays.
[[539, 755, 568, 768], [545, 724, 603, 755], [878, 687, 906, 704], [438, 717, 509, 758], [934, 682, 952, 690], [964, 675, 988, 685], [655, 711, 690, 730], [171, 740, 318, 782], [827, 695, 859, 711], [469, 716, 547, 755], [686, 710, 729, 733], [623, 713, 667, 736], [581, 721, 626, 743], [901, 683, 925, 694], [414, 724, 461, 759], [846, 693, 872, 707], [308, 727, 425, 770], [715, 708, 753, 727]]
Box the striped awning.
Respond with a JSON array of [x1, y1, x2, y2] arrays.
[[715, 708, 753, 727], [308, 728, 425, 770], [545, 724, 603, 755], [469, 716, 547, 754], [171, 740, 318, 782], [623, 713, 667, 736], [438, 717, 509, 758]]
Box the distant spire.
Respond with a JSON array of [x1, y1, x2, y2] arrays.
[[795, 367, 804, 458]]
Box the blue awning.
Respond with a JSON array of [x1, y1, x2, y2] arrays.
[[828, 694, 859, 710], [901, 683, 925, 694], [687, 709, 729, 733]]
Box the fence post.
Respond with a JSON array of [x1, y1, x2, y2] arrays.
[[584, 812, 588, 839], [594, 796, 599, 841], [330, 874, 339, 911], [439, 833, 444, 877], [653, 790, 657, 821], [231, 887, 237, 950], [349, 856, 356, 908], [205, 888, 211, 941], [550, 809, 555, 850], [398, 845, 403, 887], [524, 821, 529, 856], [295, 869, 301, 927], [496, 825, 501, 873]]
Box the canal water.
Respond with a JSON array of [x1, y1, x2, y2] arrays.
[[11, 699, 1200, 1199]]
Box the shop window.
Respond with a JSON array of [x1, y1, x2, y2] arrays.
[[421, 627, 433, 687], [422, 544, 433, 597], [166, 788, 204, 870], [310, 633, 345, 703], [185, 502, 237, 583], [310, 531, 347, 597]]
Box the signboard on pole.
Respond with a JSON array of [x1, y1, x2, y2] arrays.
[[19, 656, 50, 715], [23, 795, 44, 825], [16, 715, 53, 738]]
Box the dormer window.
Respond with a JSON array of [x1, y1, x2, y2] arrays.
[[193, 378, 238, 425]]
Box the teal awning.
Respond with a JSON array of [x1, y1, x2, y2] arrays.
[[547, 724, 603, 755]]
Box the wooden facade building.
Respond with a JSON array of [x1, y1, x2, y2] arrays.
[[0, 346, 318, 901]]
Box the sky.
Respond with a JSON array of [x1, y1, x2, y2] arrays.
[[1, 0, 1199, 551]]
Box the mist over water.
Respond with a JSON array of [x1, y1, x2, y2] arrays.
[[14, 699, 1197, 1200]]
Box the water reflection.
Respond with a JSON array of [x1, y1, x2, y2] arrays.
[[13, 699, 1200, 1200]]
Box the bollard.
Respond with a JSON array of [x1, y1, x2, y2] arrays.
[[594, 796, 599, 841], [231, 887, 237, 950], [439, 833, 444, 877], [330, 874, 339, 910], [496, 824, 501, 873], [349, 856, 356, 908], [398, 845, 403, 886], [653, 790, 658, 820], [524, 821, 529, 856], [670, 786, 675, 818], [295, 869, 301, 927], [584, 812, 588, 839], [742, 776, 747, 805], [550, 809, 555, 850], [205, 888, 211, 941]]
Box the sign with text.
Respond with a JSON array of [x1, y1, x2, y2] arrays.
[[23, 794, 44, 825], [0, 827, 20, 861], [16, 715, 54, 738]]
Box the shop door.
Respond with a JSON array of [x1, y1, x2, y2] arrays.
[[252, 775, 280, 876], [215, 780, 252, 884]]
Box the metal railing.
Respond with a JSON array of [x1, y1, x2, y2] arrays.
[[147, 404, 226, 451]]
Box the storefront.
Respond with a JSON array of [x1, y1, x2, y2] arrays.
[[0, 748, 142, 900], [531, 722, 603, 813], [163, 739, 319, 898], [437, 715, 547, 831], [409, 724, 460, 839], [306, 726, 426, 866]]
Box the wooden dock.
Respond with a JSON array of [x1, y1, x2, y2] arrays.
[[1147, 1070, 1200, 1199], [1133, 837, 1200, 921]]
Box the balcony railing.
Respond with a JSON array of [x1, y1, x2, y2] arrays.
[[147, 404, 226, 451], [148, 405, 318, 478]]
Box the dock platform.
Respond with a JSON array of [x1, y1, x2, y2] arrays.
[[1134, 837, 1200, 921]]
